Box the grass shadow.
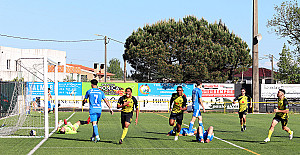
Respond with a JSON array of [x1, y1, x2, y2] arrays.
[[50, 136, 115, 144], [145, 131, 167, 135]]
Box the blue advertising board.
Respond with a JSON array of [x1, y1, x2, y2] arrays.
[[138, 83, 194, 97], [58, 82, 82, 96], [26, 82, 54, 96], [26, 82, 82, 96]]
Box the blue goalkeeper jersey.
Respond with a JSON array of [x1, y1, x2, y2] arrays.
[[192, 88, 202, 110], [85, 88, 106, 114]]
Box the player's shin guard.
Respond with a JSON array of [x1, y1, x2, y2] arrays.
[[93, 124, 99, 138], [74, 123, 79, 131], [267, 130, 273, 139], [188, 122, 194, 133], [121, 128, 128, 140], [199, 122, 204, 134]]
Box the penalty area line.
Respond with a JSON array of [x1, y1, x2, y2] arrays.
[[155, 113, 260, 155], [27, 112, 76, 155]]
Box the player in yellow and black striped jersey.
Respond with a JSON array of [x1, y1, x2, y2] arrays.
[[169, 86, 187, 141], [233, 87, 252, 132], [264, 89, 294, 142], [117, 87, 139, 144]]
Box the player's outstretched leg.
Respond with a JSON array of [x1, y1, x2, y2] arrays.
[[93, 123, 100, 143]]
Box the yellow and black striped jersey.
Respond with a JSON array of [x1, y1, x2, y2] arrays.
[[117, 95, 138, 113], [170, 93, 187, 113], [275, 97, 289, 119], [234, 94, 251, 112]]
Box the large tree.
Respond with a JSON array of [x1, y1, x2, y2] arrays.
[[107, 58, 123, 80], [276, 44, 300, 83], [267, 0, 300, 50], [124, 16, 251, 83]]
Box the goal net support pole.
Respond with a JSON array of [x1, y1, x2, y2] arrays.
[[43, 56, 49, 138]]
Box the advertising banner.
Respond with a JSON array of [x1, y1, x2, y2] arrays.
[[58, 82, 82, 96], [26, 82, 82, 96], [261, 84, 300, 99], [201, 83, 236, 110], [26, 82, 54, 96], [82, 82, 138, 96], [138, 83, 194, 97]]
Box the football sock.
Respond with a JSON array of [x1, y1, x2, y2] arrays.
[[175, 131, 180, 137], [288, 130, 292, 135], [87, 117, 90, 124], [93, 124, 99, 137], [199, 133, 203, 140], [199, 122, 204, 134], [267, 130, 273, 139], [121, 128, 128, 140], [80, 121, 88, 125], [189, 122, 194, 133], [207, 134, 212, 140]]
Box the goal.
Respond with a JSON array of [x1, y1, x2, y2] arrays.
[[0, 56, 58, 138]]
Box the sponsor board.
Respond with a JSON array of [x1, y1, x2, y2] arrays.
[[261, 84, 300, 99], [138, 83, 194, 97], [82, 82, 138, 96]]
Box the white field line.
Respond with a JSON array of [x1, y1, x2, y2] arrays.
[[40, 147, 238, 150], [27, 112, 75, 155]]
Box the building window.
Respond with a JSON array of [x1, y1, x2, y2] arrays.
[[7, 59, 11, 69], [81, 75, 88, 82]]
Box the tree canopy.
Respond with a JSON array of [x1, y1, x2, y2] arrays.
[[124, 16, 251, 83], [107, 58, 123, 80], [267, 0, 300, 50]]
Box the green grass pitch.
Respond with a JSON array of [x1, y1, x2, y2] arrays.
[[0, 112, 299, 155]]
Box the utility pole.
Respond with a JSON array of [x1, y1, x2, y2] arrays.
[[124, 60, 126, 83], [271, 54, 274, 84], [104, 36, 107, 82], [252, 0, 259, 112]]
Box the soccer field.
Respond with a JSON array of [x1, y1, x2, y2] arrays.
[[0, 112, 299, 155]]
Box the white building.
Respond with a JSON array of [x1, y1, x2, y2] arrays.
[[0, 46, 72, 82]]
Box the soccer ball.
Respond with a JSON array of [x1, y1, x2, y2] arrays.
[[30, 130, 36, 136]]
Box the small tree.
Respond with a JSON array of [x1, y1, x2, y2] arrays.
[[107, 58, 123, 80], [276, 44, 300, 83]]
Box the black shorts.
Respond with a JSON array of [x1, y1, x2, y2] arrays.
[[169, 112, 183, 125], [238, 110, 247, 118], [121, 112, 133, 124], [273, 116, 288, 126]]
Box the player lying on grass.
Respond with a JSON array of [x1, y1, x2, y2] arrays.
[[167, 127, 196, 136], [57, 118, 90, 134], [195, 126, 214, 143]]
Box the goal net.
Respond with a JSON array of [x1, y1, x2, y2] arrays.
[[0, 57, 58, 138]]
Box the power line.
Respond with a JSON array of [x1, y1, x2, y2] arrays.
[[0, 33, 104, 42], [94, 34, 125, 44]]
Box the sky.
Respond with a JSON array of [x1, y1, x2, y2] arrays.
[[0, 0, 291, 73]]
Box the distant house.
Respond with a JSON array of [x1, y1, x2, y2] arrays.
[[67, 63, 115, 82], [234, 68, 275, 84]]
